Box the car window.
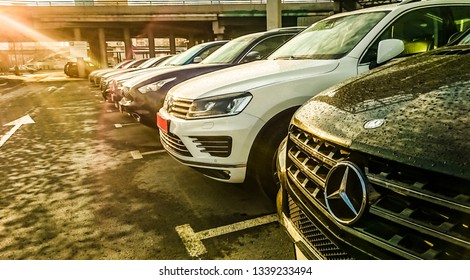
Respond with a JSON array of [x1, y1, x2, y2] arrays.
[[137, 57, 160, 68], [451, 6, 470, 33], [458, 32, 470, 44], [195, 44, 223, 61], [128, 58, 148, 68], [167, 43, 223, 65], [361, 6, 470, 64], [201, 33, 260, 64], [246, 34, 295, 61]]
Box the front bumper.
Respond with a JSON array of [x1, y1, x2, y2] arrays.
[[157, 109, 264, 183], [276, 138, 357, 260], [277, 124, 470, 260]]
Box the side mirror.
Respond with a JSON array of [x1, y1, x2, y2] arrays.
[[376, 39, 404, 65], [243, 51, 261, 63], [192, 56, 203, 64]]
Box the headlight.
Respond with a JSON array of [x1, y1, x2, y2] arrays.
[[187, 92, 252, 119], [119, 86, 131, 98], [137, 77, 176, 94]]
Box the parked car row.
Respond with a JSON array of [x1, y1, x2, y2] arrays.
[[88, 0, 470, 260], [118, 27, 304, 127], [103, 40, 228, 104]]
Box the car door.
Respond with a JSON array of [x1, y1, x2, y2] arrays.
[[358, 5, 470, 73]]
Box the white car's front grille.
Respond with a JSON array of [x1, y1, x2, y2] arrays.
[[167, 97, 192, 119]]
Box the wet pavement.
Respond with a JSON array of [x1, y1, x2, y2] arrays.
[[0, 71, 293, 260]]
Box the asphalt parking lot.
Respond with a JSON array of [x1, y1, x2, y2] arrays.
[[0, 71, 293, 260]]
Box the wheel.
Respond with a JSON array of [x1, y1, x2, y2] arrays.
[[248, 108, 297, 201]]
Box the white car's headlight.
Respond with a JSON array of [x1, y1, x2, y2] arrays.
[[137, 77, 176, 94], [187, 92, 252, 119]]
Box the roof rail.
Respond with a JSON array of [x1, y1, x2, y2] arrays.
[[356, 1, 401, 8], [399, 0, 427, 5]]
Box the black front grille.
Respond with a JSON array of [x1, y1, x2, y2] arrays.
[[190, 136, 232, 157], [160, 131, 192, 157], [286, 125, 470, 259], [288, 196, 353, 260]]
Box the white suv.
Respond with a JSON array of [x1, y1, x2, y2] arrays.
[[157, 0, 470, 199]]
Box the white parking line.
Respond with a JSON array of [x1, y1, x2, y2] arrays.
[[175, 213, 278, 258], [114, 123, 139, 128], [130, 149, 166, 159]]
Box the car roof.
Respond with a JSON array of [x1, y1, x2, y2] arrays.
[[328, 0, 470, 19]]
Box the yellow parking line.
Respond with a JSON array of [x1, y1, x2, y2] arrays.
[[176, 213, 278, 258], [114, 123, 139, 128], [130, 150, 166, 159]]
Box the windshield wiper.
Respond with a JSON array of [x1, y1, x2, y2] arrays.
[[273, 55, 305, 60]]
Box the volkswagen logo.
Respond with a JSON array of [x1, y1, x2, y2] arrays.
[[165, 96, 174, 112], [324, 161, 368, 225]]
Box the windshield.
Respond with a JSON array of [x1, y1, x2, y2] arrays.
[[270, 11, 388, 60], [138, 57, 160, 68], [201, 33, 260, 64], [158, 55, 179, 66], [114, 60, 133, 69], [458, 31, 470, 45], [167, 43, 214, 65]]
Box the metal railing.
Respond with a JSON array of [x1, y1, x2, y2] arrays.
[[1, 0, 333, 7]]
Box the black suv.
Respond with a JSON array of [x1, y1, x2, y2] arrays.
[[277, 31, 470, 259], [64, 61, 98, 78]]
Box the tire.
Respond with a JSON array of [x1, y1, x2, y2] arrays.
[[248, 108, 297, 201]]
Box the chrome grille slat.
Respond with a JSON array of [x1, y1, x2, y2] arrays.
[[190, 136, 232, 157], [289, 133, 338, 167], [160, 131, 192, 157], [368, 172, 470, 214], [287, 150, 328, 190], [168, 97, 192, 119], [369, 205, 470, 248]]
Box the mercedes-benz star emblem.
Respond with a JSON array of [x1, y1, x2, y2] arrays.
[[324, 161, 368, 225]]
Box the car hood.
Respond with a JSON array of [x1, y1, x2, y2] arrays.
[[90, 68, 114, 76], [122, 66, 177, 87], [137, 64, 232, 86], [168, 59, 339, 99], [293, 46, 470, 180], [112, 67, 163, 83], [102, 68, 135, 78]]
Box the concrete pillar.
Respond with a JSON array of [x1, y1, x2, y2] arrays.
[[98, 28, 108, 68], [77, 57, 86, 78], [188, 35, 196, 48], [169, 34, 176, 54], [73, 28, 86, 76], [267, 0, 282, 30], [73, 28, 81, 41], [148, 30, 155, 58], [124, 28, 133, 60], [212, 20, 225, 40], [89, 40, 100, 67]]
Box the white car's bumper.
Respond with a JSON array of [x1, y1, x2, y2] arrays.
[[157, 109, 264, 183]]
